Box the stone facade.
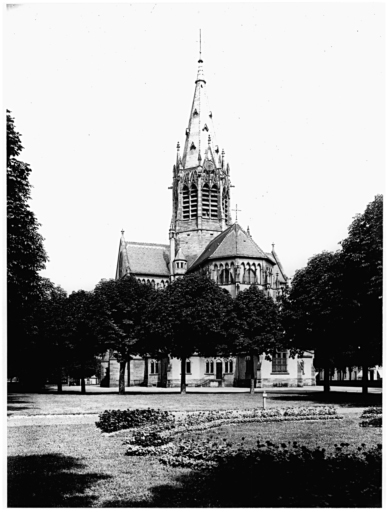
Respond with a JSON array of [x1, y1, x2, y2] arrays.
[[101, 352, 315, 389], [103, 49, 316, 389]]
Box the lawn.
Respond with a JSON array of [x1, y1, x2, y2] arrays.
[[8, 390, 382, 507]]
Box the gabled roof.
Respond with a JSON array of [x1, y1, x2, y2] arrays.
[[189, 223, 271, 271], [124, 241, 170, 277], [271, 247, 288, 283]]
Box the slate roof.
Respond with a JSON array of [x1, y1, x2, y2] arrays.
[[174, 248, 187, 261], [189, 223, 272, 271], [124, 241, 170, 277], [270, 248, 288, 283]]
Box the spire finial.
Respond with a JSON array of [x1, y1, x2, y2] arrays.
[[199, 29, 202, 62], [208, 134, 211, 146], [177, 141, 180, 152], [272, 243, 275, 251], [196, 31, 205, 83]]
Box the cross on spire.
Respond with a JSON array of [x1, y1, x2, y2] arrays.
[[199, 29, 202, 62], [232, 204, 241, 222]]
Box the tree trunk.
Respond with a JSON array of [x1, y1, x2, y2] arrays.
[[181, 358, 186, 394], [57, 367, 62, 393], [119, 361, 126, 395], [323, 364, 331, 393], [362, 364, 369, 394], [80, 358, 86, 394], [250, 353, 255, 394], [143, 356, 149, 387]]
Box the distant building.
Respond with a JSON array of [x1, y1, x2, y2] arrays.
[[101, 49, 315, 388]]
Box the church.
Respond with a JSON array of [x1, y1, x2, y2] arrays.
[[101, 49, 316, 389]]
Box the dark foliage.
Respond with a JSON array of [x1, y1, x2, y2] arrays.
[[7, 111, 48, 384], [144, 273, 234, 392], [95, 408, 174, 433], [94, 276, 156, 393], [359, 417, 382, 428], [340, 195, 383, 368]]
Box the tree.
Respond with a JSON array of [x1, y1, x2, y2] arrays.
[[144, 273, 234, 394], [34, 279, 68, 392], [340, 195, 383, 394], [280, 251, 349, 393], [232, 286, 282, 394], [7, 111, 48, 384], [64, 290, 104, 394], [94, 276, 155, 394]]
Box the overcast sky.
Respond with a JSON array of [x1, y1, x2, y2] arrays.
[[5, 3, 385, 294]]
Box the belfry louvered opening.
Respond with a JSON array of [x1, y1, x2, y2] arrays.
[[222, 189, 229, 219], [202, 183, 218, 219], [182, 184, 198, 220]]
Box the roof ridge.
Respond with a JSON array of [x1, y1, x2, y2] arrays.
[[271, 248, 287, 280], [125, 241, 169, 249]]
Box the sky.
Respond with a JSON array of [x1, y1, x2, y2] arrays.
[[5, 2, 385, 294]]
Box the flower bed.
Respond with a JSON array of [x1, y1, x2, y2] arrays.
[[116, 406, 343, 459], [157, 438, 382, 470], [359, 406, 382, 428]]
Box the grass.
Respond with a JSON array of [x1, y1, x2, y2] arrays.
[[8, 390, 382, 507], [7, 386, 382, 416]]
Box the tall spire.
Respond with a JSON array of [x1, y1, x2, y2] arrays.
[[181, 34, 220, 169]]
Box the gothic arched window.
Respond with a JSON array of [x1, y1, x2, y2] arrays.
[[219, 264, 235, 285], [202, 183, 219, 219], [182, 184, 197, 220], [242, 264, 256, 285], [190, 184, 198, 218], [182, 185, 190, 219], [213, 264, 219, 284], [202, 183, 210, 217]]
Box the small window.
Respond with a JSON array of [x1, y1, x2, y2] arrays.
[[272, 351, 288, 373], [190, 142, 196, 151], [206, 361, 210, 373], [150, 360, 159, 374], [186, 360, 191, 374]]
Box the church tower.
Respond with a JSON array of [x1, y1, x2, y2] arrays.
[[169, 47, 232, 270]]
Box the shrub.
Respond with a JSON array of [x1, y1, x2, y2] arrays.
[[360, 406, 382, 418], [359, 406, 382, 427], [95, 408, 174, 433], [360, 416, 382, 428]]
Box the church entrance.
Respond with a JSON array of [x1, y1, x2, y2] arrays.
[[216, 361, 223, 380]]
